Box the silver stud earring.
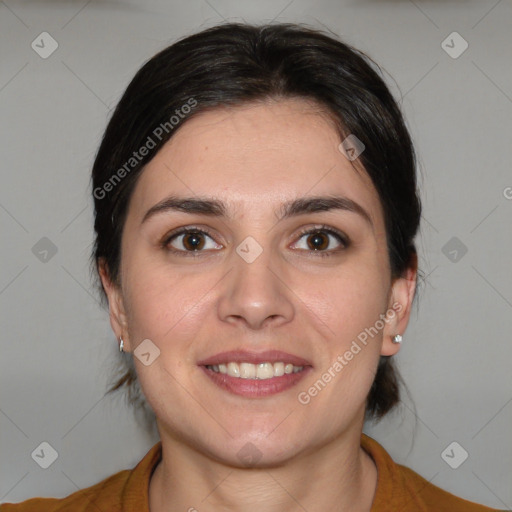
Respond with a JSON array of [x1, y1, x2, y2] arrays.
[[392, 334, 402, 344], [119, 336, 124, 352]]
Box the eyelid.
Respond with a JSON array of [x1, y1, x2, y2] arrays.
[[291, 224, 350, 253], [161, 225, 221, 253], [160, 223, 350, 256], [295, 224, 348, 242]]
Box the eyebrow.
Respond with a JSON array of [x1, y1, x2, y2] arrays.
[[141, 194, 373, 227]]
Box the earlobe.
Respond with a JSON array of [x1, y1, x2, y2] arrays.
[[381, 260, 417, 357], [98, 258, 131, 351]]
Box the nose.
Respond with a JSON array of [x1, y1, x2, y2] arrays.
[[217, 240, 295, 331]]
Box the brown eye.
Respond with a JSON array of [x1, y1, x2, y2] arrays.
[[292, 225, 349, 256], [305, 232, 330, 251], [180, 231, 206, 251], [162, 227, 222, 255]]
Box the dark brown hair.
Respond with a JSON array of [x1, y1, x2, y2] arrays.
[[90, 22, 421, 423]]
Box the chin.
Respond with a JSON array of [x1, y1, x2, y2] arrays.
[[203, 429, 310, 469]]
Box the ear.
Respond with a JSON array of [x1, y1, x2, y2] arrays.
[[98, 258, 132, 352], [381, 253, 418, 356]]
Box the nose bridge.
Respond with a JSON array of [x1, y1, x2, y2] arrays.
[[217, 234, 295, 329]]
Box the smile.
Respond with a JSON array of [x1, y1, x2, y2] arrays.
[[205, 362, 304, 380], [198, 350, 312, 398]]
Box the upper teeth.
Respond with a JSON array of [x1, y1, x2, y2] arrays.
[[206, 362, 304, 380]]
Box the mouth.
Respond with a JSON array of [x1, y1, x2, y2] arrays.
[[205, 361, 304, 379], [197, 350, 312, 398]]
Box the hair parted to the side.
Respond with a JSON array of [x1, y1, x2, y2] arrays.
[[90, 21, 421, 426]]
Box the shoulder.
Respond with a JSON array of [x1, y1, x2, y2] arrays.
[[361, 434, 506, 512], [395, 462, 504, 512], [0, 470, 129, 512], [0, 442, 162, 512]]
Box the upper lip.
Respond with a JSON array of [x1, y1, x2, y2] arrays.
[[197, 350, 312, 367]]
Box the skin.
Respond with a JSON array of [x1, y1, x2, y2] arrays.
[[100, 98, 417, 512]]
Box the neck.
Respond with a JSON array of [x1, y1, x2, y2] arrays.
[[149, 426, 377, 512]]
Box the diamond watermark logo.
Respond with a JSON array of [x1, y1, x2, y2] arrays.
[[32, 237, 58, 263], [134, 338, 161, 366], [237, 442, 263, 466], [236, 236, 263, 264], [442, 236, 468, 263], [31, 32, 59, 59], [441, 32, 468, 59], [338, 134, 365, 161], [31, 441, 59, 469], [441, 441, 468, 469]]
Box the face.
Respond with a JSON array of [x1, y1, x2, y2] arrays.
[[101, 98, 415, 466]]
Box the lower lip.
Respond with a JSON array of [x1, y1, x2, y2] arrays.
[[200, 366, 312, 398]]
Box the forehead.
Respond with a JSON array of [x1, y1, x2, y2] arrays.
[[127, 99, 384, 227]]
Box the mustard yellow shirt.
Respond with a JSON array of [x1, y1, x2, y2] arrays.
[[1, 434, 505, 511]]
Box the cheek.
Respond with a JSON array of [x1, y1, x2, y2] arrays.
[[123, 248, 389, 344], [296, 257, 388, 392], [301, 260, 389, 340], [122, 255, 221, 345], [295, 268, 386, 426]]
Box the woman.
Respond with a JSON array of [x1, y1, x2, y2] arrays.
[[2, 22, 504, 512]]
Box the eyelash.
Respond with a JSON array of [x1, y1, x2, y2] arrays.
[[160, 224, 350, 258]]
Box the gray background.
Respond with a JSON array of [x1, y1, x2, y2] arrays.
[[1, 0, 511, 509]]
